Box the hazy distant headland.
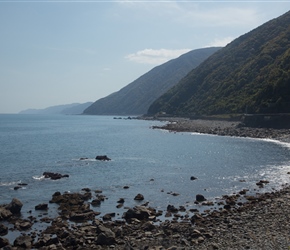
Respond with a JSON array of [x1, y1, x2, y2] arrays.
[[19, 102, 93, 115]]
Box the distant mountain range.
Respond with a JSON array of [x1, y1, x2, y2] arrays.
[[148, 10, 290, 116], [83, 47, 221, 115], [19, 102, 93, 115]]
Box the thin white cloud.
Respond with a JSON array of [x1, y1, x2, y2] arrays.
[[205, 37, 235, 47], [125, 48, 191, 65]]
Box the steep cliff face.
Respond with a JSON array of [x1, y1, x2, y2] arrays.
[[83, 47, 221, 115], [148, 10, 290, 116]]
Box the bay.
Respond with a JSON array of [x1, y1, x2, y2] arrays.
[[0, 114, 290, 221]]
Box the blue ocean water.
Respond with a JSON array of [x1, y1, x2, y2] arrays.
[[1, 114, 290, 220]]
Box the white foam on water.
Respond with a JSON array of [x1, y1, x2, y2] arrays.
[[0, 181, 18, 186], [32, 175, 45, 180]]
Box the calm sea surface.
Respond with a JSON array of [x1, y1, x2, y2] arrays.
[[1, 114, 290, 220]]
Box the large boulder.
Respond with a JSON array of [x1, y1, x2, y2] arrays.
[[95, 223, 116, 245], [43, 172, 69, 180], [196, 194, 206, 202], [6, 198, 23, 214], [0, 207, 12, 220], [95, 155, 111, 161], [35, 203, 48, 210], [14, 235, 33, 249], [123, 206, 150, 221], [0, 224, 8, 236], [134, 193, 144, 201], [0, 237, 9, 248]]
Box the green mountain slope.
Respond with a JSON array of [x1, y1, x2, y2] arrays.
[[148, 11, 290, 116], [83, 47, 221, 115]]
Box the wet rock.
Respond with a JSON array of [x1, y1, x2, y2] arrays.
[[35, 203, 48, 210], [91, 199, 101, 206], [103, 213, 115, 221], [117, 198, 125, 203], [14, 235, 33, 249], [82, 187, 91, 192], [95, 155, 111, 161], [0, 224, 8, 236], [0, 207, 12, 220], [0, 237, 9, 248], [196, 194, 206, 202], [134, 193, 144, 201], [190, 176, 198, 180], [6, 198, 23, 214], [123, 206, 150, 221], [15, 220, 33, 230], [43, 172, 69, 180], [95, 223, 116, 245], [167, 205, 178, 213], [239, 189, 248, 195], [69, 211, 95, 221], [142, 221, 156, 231]]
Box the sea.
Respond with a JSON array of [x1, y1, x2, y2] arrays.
[[1, 114, 290, 225]]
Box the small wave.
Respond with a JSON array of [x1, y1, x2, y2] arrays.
[[33, 175, 45, 180], [260, 138, 290, 149], [0, 181, 18, 187], [73, 158, 97, 162]]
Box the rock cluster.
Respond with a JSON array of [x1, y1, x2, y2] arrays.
[[2, 180, 290, 249], [43, 172, 69, 180]]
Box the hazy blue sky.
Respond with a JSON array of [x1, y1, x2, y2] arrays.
[[1, 1, 290, 113]]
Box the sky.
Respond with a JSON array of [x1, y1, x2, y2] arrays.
[[1, 1, 290, 113]]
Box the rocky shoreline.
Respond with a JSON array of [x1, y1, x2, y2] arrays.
[[2, 182, 290, 249], [1, 119, 290, 249], [151, 118, 290, 142]]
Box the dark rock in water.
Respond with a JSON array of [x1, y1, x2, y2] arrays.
[[167, 204, 178, 213], [35, 203, 48, 210], [91, 199, 101, 206], [0, 237, 9, 248], [190, 176, 198, 180], [103, 213, 115, 221], [0, 224, 8, 236], [79, 157, 89, 160], [95, 155, 111, 161], [14, 235, 33, 249], [116, 203, 123, 209], [117, 198, 125, 203], [18, 183, 28, 186], [123, 185, 130, 189], [196, 194, 206, 202], [256, 179, 269, 188], [13, 186, 21, 190], [43, 172, 69, 180], [15, 220, 32, 230], [134, 193, 144, 201], [6, 198, 23, 214]]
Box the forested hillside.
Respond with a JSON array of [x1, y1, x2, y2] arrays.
[[148, 11, 290, 116], [83, 47, 221, 115]]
